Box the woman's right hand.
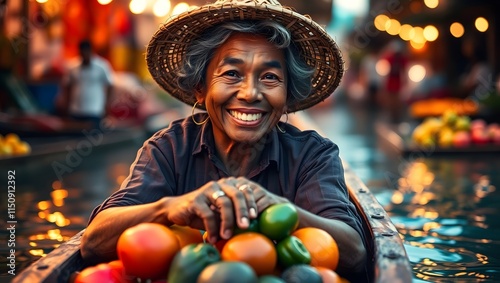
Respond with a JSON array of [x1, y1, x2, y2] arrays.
[[163, 177, 261, 244]]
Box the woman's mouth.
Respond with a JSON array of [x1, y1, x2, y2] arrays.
[[229, 110, 263, 122]]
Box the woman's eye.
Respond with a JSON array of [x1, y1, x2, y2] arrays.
[[262, 73, 280, 81], [223, 70, 239, 77]]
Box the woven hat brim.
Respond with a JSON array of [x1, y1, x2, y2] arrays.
[[146, 3, 344, 112]]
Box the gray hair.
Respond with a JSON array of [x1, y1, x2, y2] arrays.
[[176, 20, 314, 106]]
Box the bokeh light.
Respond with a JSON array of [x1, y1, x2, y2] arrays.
[[129, 0, 147, 14], [424, 0, 439, 9], [376, 59, 391, 76], [153, 0, 171, 17], [475, 17, 489, 32], [423, 25, 439, 41], [171, 2, 190, 16], [450, 22, 464, 38], [399, 24, 413, 41], [386, 19, 401, 36], [408, 64, 426, 83], [374, 14, 390, 31], [97, 0, 113, 5]]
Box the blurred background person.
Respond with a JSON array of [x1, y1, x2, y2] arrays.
[[380, 40, 408, 124], [359, 49, 382, 105], [61, 40, 114, 128]]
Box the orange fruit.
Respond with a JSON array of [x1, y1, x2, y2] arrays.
[[221, 232, 277, 276], [169, 225, 204, 248], [314, 266, 341, 283], [117, 223, 180, 280], [292, 227, 339, 270]]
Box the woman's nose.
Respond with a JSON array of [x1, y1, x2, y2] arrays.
[[237, 78, 262, 102]]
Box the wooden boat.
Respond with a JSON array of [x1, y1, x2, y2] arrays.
[[13, 163, 413, 283]]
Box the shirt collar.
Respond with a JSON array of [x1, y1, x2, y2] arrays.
[[192, 120, 281, 172]]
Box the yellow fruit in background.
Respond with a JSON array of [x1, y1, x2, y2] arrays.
[[438, 131, 454, 147], [442, 110, 458, 126], [4, 133, 21, 146], [0, 142, 13, 156], [412, 125, 430, 144], [422, 117, 443, 135], [12, 141, 31, 155], [454, 116, 471, 131]]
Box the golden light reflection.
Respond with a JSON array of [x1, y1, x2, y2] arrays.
[[97, 0, 113, 5], [391, 191, 404, 204], [172, 2, 190, 16], [423, 258, 437, 266], [386, 19, 401, 36], [475, 17, 489, 32], [410, 27, 425, 43], [30, 249, 46, 257], [374, 14, 390, 31], [38, 211, 47, 219], [29, 242, 37, 247], [423, 25, 439, 41], [130, 0, 147, 14], [38, 201, 50, 210], [424, 0, 439, 9], [423, 222, 440, 232], [399, 24, 413, 41], [153, 0, 171, 17], [450, 22, 464, 38], [51, 189, 68, 207], [52, 180, 62, 190]]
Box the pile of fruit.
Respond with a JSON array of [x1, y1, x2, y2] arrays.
[[0, 133, 31, 157], [74, 203, 346, 283], [411, 110, 500, 148]]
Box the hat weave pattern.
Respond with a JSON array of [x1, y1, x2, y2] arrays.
[[146, 0, 344, 112]]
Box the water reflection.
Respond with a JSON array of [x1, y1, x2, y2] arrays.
[[0, 139, 142, 277], [385, 157, 500, 282]]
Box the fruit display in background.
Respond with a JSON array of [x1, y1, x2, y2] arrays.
[[411, 110, 500, 148], [0, 133, 31, 157]]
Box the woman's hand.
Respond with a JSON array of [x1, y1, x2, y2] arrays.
[[164, 177, 283, 244]]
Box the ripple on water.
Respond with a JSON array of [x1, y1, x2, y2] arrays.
[[392, 216, 500, 282]]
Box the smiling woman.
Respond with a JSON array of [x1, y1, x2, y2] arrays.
[[75, 0, 369, 281]]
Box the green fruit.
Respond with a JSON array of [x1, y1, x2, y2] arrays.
[[197, 261, 258, 283], [455, 116, 471, 131], [281, 264, 322, 283], [168, 243, 220, 283], [259, 203, 299, 241], [258, 275, 286, 283], [234, 218, 260, 235], [276, 236, 311, 268]]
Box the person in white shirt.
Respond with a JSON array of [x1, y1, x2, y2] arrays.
[[63, 40, 114, 128]]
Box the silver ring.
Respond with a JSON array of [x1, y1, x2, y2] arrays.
[[211, 190, 226, 201], [238, 184, 251, 192]]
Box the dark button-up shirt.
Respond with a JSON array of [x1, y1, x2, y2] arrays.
[[89, 114, 364, 239]]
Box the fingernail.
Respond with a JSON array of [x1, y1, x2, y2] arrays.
[[250, 208, 257, 218], [240, 217, 249, 228], [223, 229, 232, 239]]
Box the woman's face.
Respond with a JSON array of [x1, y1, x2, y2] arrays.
[[199, 32, 288, 145]]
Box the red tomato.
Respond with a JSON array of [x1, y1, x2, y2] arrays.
[[75, 263, 118, 283], [107, 260, 136, 282], [117, 223, 180, 280]]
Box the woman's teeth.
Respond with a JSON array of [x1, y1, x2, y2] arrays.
[[229, 110, 262, 122]]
